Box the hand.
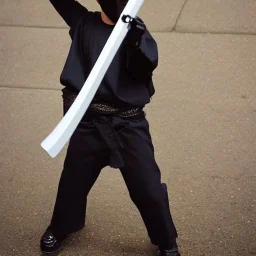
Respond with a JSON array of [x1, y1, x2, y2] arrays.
[[126, 17, 146, 48]]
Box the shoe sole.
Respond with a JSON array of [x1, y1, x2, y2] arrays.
[[41, 247, 62, 255]]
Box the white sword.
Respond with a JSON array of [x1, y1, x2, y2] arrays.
[[41, 0, 144, 158]]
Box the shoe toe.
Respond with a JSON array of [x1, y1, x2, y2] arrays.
[[157, 246, 181, 256], [40, 230, 61, 254]]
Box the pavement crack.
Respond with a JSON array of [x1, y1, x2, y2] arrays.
[[173, 0, 189, 31], [0, 23, 255, 36], [0, 85, 60, 91], [0, 24, 68, 30]]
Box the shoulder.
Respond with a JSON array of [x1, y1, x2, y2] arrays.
[[83, 11, 102, 25], [69, 11, 99, 38]]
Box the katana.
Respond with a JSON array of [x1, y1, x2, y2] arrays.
[[41, 0, 144, 158]]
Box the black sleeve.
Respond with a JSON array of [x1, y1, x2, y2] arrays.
[[126, 30, 158, 80], [49, 0, 88, 29]]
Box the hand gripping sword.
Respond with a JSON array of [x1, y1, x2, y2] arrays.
[[41, 0, 144, 158]]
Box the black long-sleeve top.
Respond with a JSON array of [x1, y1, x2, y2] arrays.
[[49, 0, 158, 108]]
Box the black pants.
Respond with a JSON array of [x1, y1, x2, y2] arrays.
[[50, 91, 178, 248]]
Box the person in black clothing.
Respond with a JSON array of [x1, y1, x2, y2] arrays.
[[40, 1, 180, 256]]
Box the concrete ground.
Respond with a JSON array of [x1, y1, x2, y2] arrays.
[[0, 1, 256, 255]]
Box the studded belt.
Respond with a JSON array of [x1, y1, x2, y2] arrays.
[[89, 103, 143, 118], [62, 88, 144, 118]]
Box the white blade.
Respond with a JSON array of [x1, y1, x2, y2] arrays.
[[41, 0, 144, 158]]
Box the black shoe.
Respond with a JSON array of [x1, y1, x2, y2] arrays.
[[156, 245, 181, 256], [40, 227, 67, 254]]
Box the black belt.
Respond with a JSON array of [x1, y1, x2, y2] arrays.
[[92, 116, 125, 168], [82, 113, 145, 169]]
